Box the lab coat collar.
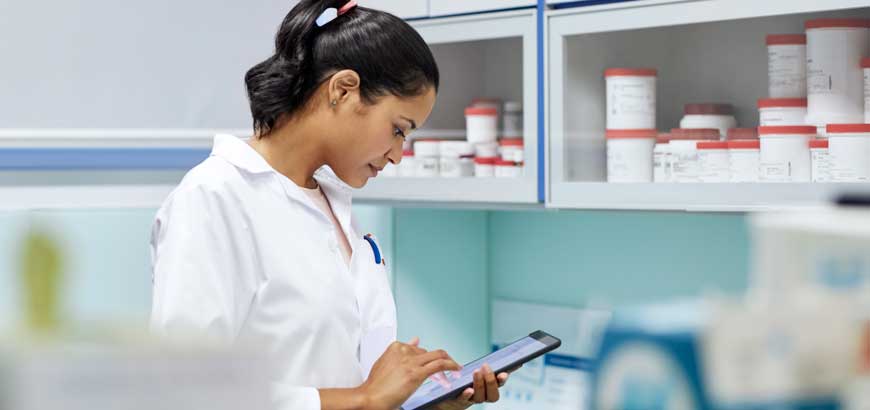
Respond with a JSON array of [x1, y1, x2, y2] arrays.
[[211, 134, 274, 175]]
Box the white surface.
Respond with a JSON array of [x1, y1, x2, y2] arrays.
[[429, 0, 534, 17], [606, 74, 657, 129], [364, 0, 428, 18], [805, 25, 870, 127], [606, 138, 655, 183], [768, 43, 807, 98], [829, 133, 870, 182], [547, 0, 870, 210], [759, 134, 812, 182], [759, 106, 808, 126]]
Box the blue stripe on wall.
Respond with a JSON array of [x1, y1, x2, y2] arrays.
[[0, 148, 210, 170], [537, 0, 546, 203]]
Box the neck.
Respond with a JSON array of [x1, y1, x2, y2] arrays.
[[248, 113, 326, 189]]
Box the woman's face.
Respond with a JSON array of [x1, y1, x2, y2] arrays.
[[326, 87, 437, 188]]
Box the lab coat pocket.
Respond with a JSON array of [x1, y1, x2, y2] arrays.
[[353, 235, 398, 378]]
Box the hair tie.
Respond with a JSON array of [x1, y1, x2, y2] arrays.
[[316, 1, 358, 27]]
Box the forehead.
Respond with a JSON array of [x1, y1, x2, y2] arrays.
[[379, 88, 436, 120]]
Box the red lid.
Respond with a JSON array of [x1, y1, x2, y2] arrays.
[[656, 133, 672, 144], [758, 126, 817, 135], [826, 124, 870, 134], [499, 138, 524, 146], [474, 157, 497, 165], [805, 18, 870, 30], [684, 103, 734, 115], [465, 107, 498, 116], [862, 57, 870, 68], [402, 149, 414, 156], [605, 129, 658, 139], [727, 128, 758, 140], [494, 159, 516, 166], [604, 68, 657, 77], [728, 140, 760, 149], [670, 128, 721, 140], [766, 34, 807, 45], [809, 139, 829, 148], [471, 97, 500, 106], [697, 141, 729, 150], [758, 98, 808, 108]]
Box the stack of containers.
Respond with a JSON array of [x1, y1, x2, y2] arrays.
[[466, 104, 499, 177], [604, 68, 658, 183], [465, 99, 525, 178], [497, 101, 524, 176], [669, 128, 720, 183], [439, 140, 475, 178]]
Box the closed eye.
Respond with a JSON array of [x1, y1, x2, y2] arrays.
[[394, 127, 407, 140]]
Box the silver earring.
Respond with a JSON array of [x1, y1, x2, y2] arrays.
[[330, 100, 337, 107]]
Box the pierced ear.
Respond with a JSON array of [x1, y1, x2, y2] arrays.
[[328, 69, 361, 105]]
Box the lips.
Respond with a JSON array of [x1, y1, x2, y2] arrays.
[[368, 164, 381, 177]]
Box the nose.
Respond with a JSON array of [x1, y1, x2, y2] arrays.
[[386, 137, 404, 165]]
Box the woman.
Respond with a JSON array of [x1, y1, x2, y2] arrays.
[[149, 1, 511, 409]]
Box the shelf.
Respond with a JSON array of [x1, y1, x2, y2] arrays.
[[356, 9, 541, 205], [546, 0, 870, 211]]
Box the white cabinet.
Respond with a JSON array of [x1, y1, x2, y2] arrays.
[[364, 0, 429, 19], [546, 0, 870, 211], [429, 0, 535, 17], [356, 10, 541, 205]]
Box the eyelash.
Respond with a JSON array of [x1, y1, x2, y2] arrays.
[[394, 127, 407, 140]]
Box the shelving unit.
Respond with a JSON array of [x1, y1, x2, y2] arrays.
[[546, 0, 870, 211], [355, 9, 541, 205]]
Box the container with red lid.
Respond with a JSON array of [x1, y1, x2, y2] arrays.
[[697, 141, 730, 182], [465, 106, 498, 144], [767, 34, 807, 98], [668, 128, 721, 183], [398, 149, 416, 177], [604, 68, 657, 130], [493, 159, 522, 178], [805, 18, 870, 129], [758, 126, 815, 182], [473, 156, 497, 178], [499, 138, 524, 163], [727, 128, 759, 140], [826, 124, 870, 182], [679, 104, 737, 138], [809, 139, 832, 183], [605, 129, 656, 183], [728, 139, 760, 183], [758, 98, 808, 126]]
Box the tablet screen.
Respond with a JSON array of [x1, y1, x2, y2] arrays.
[[401, 336, 549, 410]]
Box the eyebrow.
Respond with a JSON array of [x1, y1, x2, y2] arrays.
[[400, 116, 417, 130]]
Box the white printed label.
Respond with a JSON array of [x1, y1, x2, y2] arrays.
[[768, 45, 807, 98], [811, 150, 833, 182], [760, 161, 791, 182]]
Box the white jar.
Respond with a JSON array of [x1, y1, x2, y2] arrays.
[[863, 57, 870, 123], [474, 142, 499, 158], [465, 107, 498, 144], [727, 128, 758, 141], [653, 133, 672, 183], [728, 139, 761, 183], [414, 140, 441, 177], [809, 138, 832, 183], [398, 150, 416, 177], [758, 98, 808, 126], [474, 157, 496, 178], [499, 138, 524, 163], [826, 124, 870, 182], [680, 104, 738, 138], [669, 128, 721, 183], [494, 160, 522, 178], [758, 126, 815, 182], [605, 129, 656, 183], [697, 141, 730, 182], [503, 101, 523, 138], [439, 141, 475, 178], [805, 19, 870, 128], [604, 68, 657, 129], [767, 34, 807, 98]]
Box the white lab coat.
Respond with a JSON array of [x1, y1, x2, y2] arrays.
[[150, 134, 397, 410]]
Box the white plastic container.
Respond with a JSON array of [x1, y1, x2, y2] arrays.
[[826, 124, 870, 182], [679, 104, 738, 138], [653, 133, 672, 183], [809, 138, 832, 183], [605, 129, 656, 183], [474, 157, 496, 178], [728, 139, 761, 183], [727, 128, 759, 141], [669, 128, 721, 183], [499, 138, 524, 163], [863, 57, 870, 123], [758, 98, 808, 126], [805, 19, 870, 129], [465, 107, 498, 144], [604, 68, 657, 129], [494, 160, 522, 178], [439, 141, 475, 178], [697, 141, 730, 182], [767, 34, 807, 98], [474, 142, 499, 158], [398, 150, 416, 177], [503, 101, 523, 138], [758, 126, 815, 182], [414, 140, 441, 177]]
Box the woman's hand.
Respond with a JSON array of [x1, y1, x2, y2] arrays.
[[358, 338, 462, 410], [431, 364, 514, 410]]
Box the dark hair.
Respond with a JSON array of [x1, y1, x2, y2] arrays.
[[245, 0, 440, 134]]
